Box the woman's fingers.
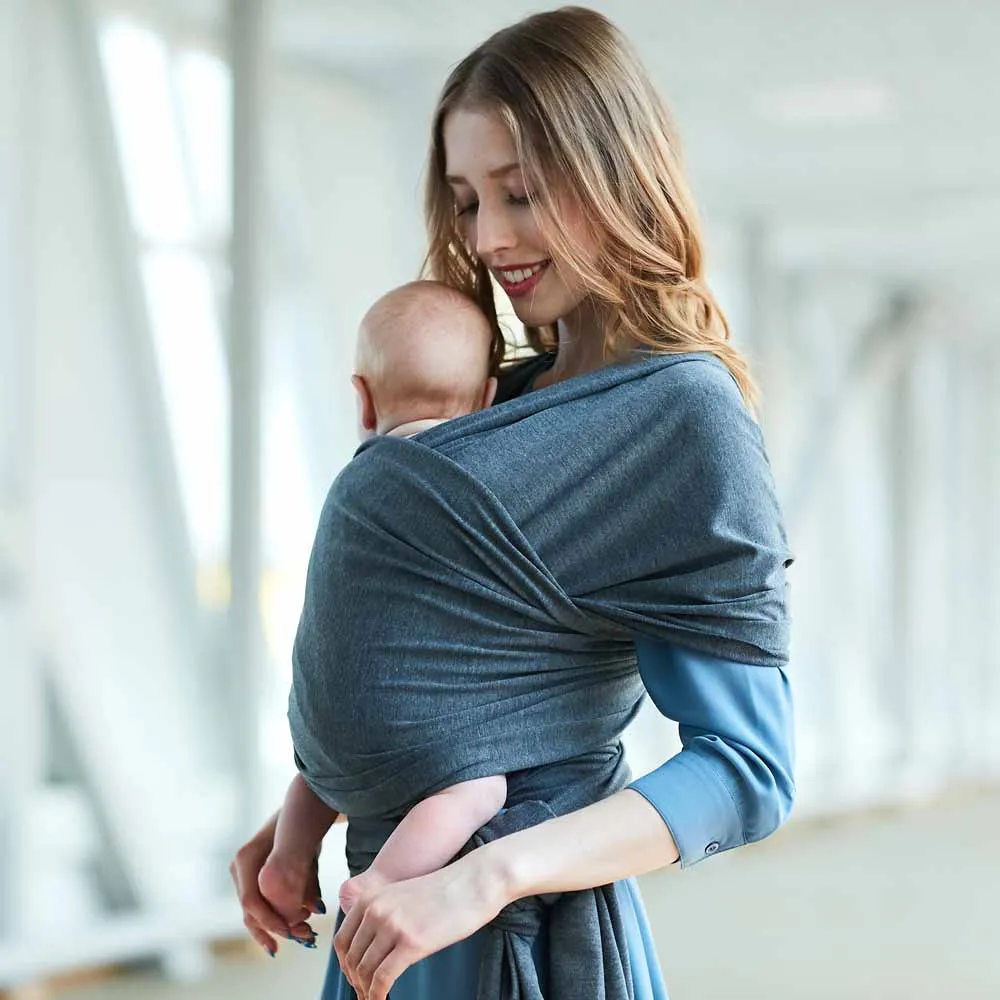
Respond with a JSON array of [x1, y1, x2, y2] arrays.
[[332, 906, 357, 973], [288, 917, 317, 945], [333, 864, 495, 996], [241, 880, 293, 940], [353, 933, 400, 1000], [230, 848, 294, 945], [243, 913, 278, 957], [346, 920, 385, 996], [312, 876, 327, 914], [229, 815, 312, 957], [333, 901, 370, 988], [337, 901, 419, 999], [306, 858, 326, 914], [366, 952, 410, 1000]]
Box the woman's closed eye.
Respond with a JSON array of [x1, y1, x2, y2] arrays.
[[455, 192, 532, 217]]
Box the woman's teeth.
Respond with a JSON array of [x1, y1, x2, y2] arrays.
[[499, 262, 546, 283]]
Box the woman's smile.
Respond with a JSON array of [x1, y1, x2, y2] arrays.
[[492, 259, 551, 297]]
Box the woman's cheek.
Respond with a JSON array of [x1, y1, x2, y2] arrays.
[[459, 224, 477, 260]]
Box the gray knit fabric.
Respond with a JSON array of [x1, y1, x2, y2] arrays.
[[291, 351, 792, 999], [341, 748, 634, 999]]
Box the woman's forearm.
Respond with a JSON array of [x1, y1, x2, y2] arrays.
[[481, 788, 679, 904], [473, 645, 794, 904], [273, 773, 340, 863]]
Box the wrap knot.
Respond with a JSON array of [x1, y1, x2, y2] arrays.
[[342, 747, 636, 998], [488, 894, 548, 940], [468, 799, 563, 941]]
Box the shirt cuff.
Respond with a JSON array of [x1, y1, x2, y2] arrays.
[[627, 747, 746, 869]]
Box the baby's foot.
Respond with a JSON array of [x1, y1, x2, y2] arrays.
[[339, 867, 391, 914]]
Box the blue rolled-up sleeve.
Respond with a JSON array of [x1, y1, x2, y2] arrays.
[[626, 637, 795, 868]]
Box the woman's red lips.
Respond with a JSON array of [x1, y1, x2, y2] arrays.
[[493, 260, 551, 297]]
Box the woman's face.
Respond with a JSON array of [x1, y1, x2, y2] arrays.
[[442, 107, 595, 328]]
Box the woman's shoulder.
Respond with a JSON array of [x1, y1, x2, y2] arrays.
[[646, 350, 741, 395], [494, 348, 744, 415], [638, 352, 763, 459], [628, 350, 748, 423], [495, 351, 557, 403]]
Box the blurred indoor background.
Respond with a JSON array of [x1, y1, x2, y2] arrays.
[[1, 0, 998, 997]]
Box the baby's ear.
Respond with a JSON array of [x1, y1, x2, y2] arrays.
[[481, 376, 498, 410], [351, 374, 377, 434]]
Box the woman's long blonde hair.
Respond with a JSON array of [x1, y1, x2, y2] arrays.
[[423, 6, 756, 405]]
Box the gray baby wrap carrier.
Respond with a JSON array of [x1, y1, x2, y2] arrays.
[[289, 352, 791, 999]]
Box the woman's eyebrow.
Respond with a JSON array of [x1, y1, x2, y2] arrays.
[[445, 163, 521, 184]]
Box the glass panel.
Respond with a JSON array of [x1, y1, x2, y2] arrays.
[[98, 20, 194, 243], [141, 249, 229, 561], [175, 48, 233, 239]]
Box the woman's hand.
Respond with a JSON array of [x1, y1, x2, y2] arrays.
[[229, 812, 322, 956], [258, 850, 325, 943], [333, 850, 510, 1000]]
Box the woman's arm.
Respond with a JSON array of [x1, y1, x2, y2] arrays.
[[230, 809, 323, 957], [483, 638, 795, 898], [485, 787, 679, 897], [257, 775, 341, 931], [630, 638, 795, 862], [273, 772, 341, 863], [334, 639, 795, 998]]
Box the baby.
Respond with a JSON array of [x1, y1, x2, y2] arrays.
[[259, 280, 505, 933]]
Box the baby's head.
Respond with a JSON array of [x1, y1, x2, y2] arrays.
[[352, 281, 497, 438]]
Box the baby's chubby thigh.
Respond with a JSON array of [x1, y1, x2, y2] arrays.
[[337, 774, 507, 914], [391, 773, 507, 869], [434, 773, 508, 827]]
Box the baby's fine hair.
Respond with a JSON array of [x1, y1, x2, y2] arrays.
[[356, 280, 494, 418]]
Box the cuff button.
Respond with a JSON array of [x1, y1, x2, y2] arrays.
[[705, 841, 720, 855]]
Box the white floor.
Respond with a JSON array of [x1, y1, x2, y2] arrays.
[[54, 789, 1000, 1000]]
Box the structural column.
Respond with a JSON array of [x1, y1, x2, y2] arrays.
[[0, 0, 42, 943], [739, 219, 785, 438], [980, 346, 1000, 774], [889, 329, 954, 796], [228, 0, 267, 839]]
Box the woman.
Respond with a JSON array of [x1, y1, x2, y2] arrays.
[[230, 7, 795, 999]]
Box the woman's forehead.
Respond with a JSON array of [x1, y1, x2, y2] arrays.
[[442, 108, 520, 181]]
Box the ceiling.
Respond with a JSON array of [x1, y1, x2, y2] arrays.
[[99, 0, 1000, 298], [271, 2, 999, 200]]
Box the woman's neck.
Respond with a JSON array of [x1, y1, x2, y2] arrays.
[[539, 297, 618, 387]]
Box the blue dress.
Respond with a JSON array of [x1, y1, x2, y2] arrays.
[[319, 639, 795, 999], [319, 354, 795, 997]]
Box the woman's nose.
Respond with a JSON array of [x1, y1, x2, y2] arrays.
[[475, 205, 515, 260]]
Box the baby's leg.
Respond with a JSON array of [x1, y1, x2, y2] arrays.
[[339, 774, 506, 913]]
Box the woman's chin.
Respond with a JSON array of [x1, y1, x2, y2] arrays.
[[508, 284, 590, 332], [509, 300, 560, 330]]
